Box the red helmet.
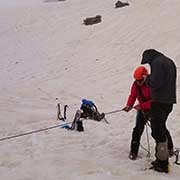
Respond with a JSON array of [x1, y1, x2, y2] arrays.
[[133, 66, 148, 80]]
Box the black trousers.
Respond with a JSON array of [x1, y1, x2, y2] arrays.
[[130, 110, 148, 155], [150, 102, 174, 167], [150, 102, 173, 148], [130, 105, 174, 156]]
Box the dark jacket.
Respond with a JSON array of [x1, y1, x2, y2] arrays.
[[141, 49, 176, 104]]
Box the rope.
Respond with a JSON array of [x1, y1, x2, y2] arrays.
[[174, 148, 180, 165], [140, 111, 151, 157], [0, 108, 128, 143], [145, 123, 151, 157], [140, 125, 151, 157], [0, 122, 73, 142], [105, 109, 123, 115], [105, 109, 151, 157], [0, 108, 123, 142]]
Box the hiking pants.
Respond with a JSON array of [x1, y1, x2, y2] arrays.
[[150, 102, 173, 148], [130, 110, 148, 155], [150, 102, 173, 167]]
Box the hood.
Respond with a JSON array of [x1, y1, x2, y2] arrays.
[[141, 49, 163, 65]]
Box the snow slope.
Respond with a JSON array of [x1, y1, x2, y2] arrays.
[[0, 0, 180, 179]]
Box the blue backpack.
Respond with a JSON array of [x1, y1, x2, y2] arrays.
[[80, 99, 104, 121]]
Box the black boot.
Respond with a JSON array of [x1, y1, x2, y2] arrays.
[[129, 152, 137, 160], [76, 120, 84, 132], [151, 159, 158, 166], [152, 142, 170, 173], [151, 159, 169, 173], [129, 141, 139, 160]]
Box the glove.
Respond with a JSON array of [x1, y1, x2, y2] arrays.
[[122, 105, 132, 112], [133, 104, 141, 110]]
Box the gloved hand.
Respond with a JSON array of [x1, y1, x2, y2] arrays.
[[133, 104, 141, 110], [122, 105, 132, 112]]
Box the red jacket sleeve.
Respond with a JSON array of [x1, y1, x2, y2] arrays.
[[126, 82, 137, 107], [139, 99, 151, 110], [126, 81, 151, 111]]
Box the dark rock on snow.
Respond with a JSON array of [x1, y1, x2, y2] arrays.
[[115, 1, 129, 8], [83, 15, 102, 26]]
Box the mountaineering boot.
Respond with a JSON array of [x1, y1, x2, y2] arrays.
[[151, 159, 158, 166], [129, 140, 139, 160], [71, 110, 82, 130], [152, 142, 170, 173], [76, 120, 84, 132], [154, 164, 170, 173], [129, 152, 137, 160], [151, 159, 170, 173]]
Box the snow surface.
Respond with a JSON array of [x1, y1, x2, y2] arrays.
[[0, 0, 180, 179]]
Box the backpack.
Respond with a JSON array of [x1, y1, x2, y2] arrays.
[[80, 99, 105, 121]]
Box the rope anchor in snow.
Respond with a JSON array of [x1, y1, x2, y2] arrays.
[[57, 103, 68, 121]]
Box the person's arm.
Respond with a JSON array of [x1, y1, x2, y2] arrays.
[[123, 82, 137, 112], [139, 99, 151, 110]]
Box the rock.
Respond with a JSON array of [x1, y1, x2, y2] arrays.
[[83, 15, 102, 25], [115, 1, 129, 8]]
